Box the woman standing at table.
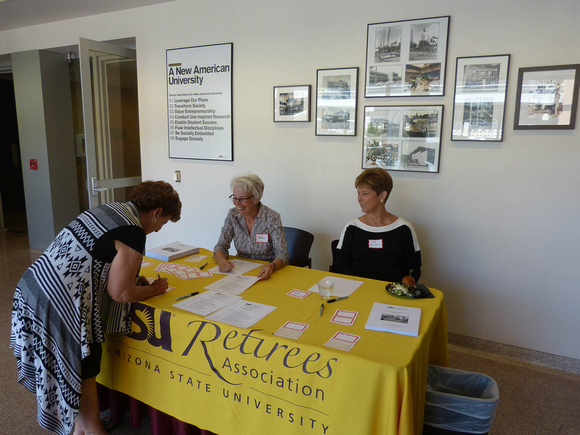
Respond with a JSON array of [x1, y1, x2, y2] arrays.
[[214, 173, 289, 280], [11, 180, 182, 435], [334, 168, 421, 286]]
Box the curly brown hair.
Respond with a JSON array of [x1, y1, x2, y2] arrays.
[[355, 168, 393, 200], [129, 180, 182, 222]]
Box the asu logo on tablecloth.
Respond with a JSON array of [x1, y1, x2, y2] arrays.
[[127, 303, 172, 351]]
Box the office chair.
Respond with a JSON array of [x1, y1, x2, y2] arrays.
[[329, 239, 339, 272], [284, 226, 314, 268]]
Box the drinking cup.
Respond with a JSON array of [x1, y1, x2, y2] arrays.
[[317, 280, 335, 299]]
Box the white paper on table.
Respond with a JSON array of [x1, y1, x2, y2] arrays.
[[330, 309, 359, 326], [287, 289, 311, 299], [307, 276, 364, 298], [146, 277, 176, 294], [324, 331, 361, 351], [274, 321, 309, 339], [173, 290, 242, 316], [204, 274, 259, 295], [207, 258, 262, 276], [205, 299, 277, 328], [184, 254, 208, 263]]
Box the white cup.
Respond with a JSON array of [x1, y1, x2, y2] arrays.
[[317, 280, 335, 299]]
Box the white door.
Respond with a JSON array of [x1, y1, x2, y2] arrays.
[[79, 38, 142, 208]]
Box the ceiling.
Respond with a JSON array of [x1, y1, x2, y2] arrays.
[[0, 0, 174, 31]]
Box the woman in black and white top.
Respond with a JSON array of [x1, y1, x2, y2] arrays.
[[334, 168, 421, 286]]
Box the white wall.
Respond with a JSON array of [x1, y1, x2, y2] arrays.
[[2, 0, 579, 359]]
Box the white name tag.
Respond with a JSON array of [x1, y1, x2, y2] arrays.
[[368, 239, 383, 249], [256, 233, 269, 243]]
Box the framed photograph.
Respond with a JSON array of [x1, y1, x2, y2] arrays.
[[451, 54, 511, 141], [362, 105, 443, 173], [365, 16, 450, 98], [514, 64, 580, 129], [273, 85, 311, 122], [315, 67, 359, 136]]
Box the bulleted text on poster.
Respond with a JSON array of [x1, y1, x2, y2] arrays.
[[167, 43, 233, 160]]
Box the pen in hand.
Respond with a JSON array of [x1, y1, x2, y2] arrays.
[[319, 303, 324, 317], [175, 291, 199, 301]]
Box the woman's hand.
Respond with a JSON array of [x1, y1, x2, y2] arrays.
[[214, 251, 235, 272], [257, 262, 276, 281], [109, 242, 169, 302], [148, 277, 169, 296], [135, 275, 150, 286]]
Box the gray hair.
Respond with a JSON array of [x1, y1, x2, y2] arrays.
[[230, 173, 264, 200]]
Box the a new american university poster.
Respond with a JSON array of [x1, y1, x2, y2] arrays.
[[167, 43, 233, 160]]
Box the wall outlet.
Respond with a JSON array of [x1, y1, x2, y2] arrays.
[[173, 170, 181, 182]]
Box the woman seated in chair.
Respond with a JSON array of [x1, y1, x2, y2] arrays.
[[334, 168, 421, 286], [214, 173, 289, 280]]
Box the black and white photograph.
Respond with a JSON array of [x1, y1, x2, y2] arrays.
[[464, 63, 501, 90], [273, 85, 311, 122], [409, 21, 439, 61], [363, 105, 443, 172], [365, 16, 450, 97], [374, 25, 402, 63], [452, 54, 510, 141], [381, 313, 409, 324], [367, 65, 404, 96], [316, 67, 358, 136], [514, 64, 580, 130]]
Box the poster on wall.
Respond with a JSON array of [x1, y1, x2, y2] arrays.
[[167, 43, 233, 160], [365, 16, 450, 98]]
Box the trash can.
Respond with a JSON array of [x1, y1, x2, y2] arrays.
[[423, 365, 499, 434]]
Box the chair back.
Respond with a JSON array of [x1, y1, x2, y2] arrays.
[[284, 226, 314, 268], [329, 239, 339, 272]]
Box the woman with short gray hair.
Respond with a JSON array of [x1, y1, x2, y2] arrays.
[[214, 173, 288, 280]]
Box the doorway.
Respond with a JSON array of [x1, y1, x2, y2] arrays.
[[2, 37, 141, 239], [0, 73, 25, 232]]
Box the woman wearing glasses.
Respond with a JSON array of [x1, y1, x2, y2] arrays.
[[214, 173, 289, 280]]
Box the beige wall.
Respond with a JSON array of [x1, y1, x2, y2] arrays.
[[1, 0, 579, 359]]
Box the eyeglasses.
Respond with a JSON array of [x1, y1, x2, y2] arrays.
[[229, 194, 254, 204]]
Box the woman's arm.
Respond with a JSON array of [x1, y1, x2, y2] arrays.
[[214, 211, 236, 272], [333, 226, 354, 275], [108, 240, 168, 302]]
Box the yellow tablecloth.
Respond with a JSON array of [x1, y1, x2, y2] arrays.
[[98, 250, 448, 435]]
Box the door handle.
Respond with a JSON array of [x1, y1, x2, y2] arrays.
[[91, 177, 108, 196]]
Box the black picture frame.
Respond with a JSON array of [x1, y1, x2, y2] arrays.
[[362, 105, 443, 173], [273, 85, 311, 122], [315, 67, 359, 136], [451, 54, 511, 141], [365, 16, 450, 98], [513, 64, 580, 130]]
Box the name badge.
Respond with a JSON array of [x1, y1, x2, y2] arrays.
[[256, 233, 269, 243], [368, 239, 383, 249]]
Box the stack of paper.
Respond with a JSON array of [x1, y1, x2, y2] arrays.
[[365, 302, 421, 337], [146, 241, 200, 261]]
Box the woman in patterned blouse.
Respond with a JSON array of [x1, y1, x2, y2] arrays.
[[214, 173, 289, 280]]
